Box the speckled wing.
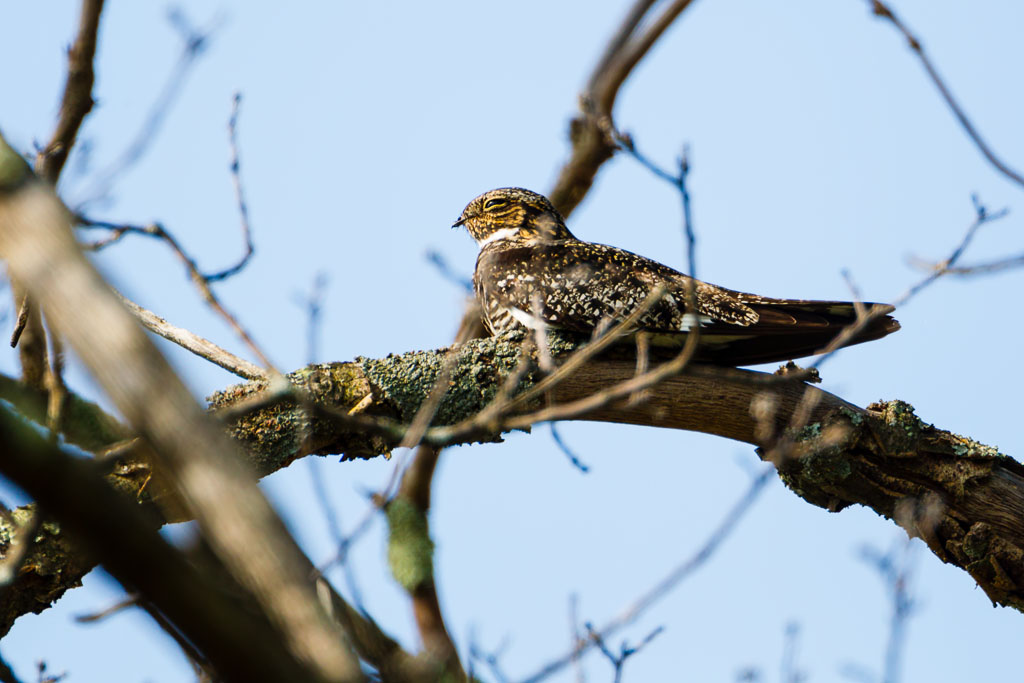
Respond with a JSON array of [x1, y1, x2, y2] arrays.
[[473, 240, 900, 365], [474, 241, 755, 334]]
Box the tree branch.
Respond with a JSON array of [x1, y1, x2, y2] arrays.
[[0, 134, 361, 682], [548, 0, 699, 217], [4, 332, 1023, 631], [865, 0, 1024, 189]]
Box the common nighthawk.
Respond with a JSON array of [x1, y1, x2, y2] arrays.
[[454, 187, 899, 366]]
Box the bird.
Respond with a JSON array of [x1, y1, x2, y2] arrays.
[[453, 187, 899, 366]]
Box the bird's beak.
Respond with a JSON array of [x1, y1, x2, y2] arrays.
[[452, 216, 467, 228]]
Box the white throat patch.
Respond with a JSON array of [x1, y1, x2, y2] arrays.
[[478, 227, 521, 247]]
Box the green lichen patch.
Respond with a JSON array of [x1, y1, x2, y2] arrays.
[[360, 337, 537, 426], [386, 498, 434, 592], [206, 363, 387, 472], [949, 433, 1007, 460], [793, 422, 822, 442], [875, 400, 926, 437]]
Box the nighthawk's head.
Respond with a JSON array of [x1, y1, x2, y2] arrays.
[[453, 187, 575, 246]]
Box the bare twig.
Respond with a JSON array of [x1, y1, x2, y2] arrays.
[[549, 424, 590, 473], [568, 595, 586, 683], [497, 286, 667, 417], [469, 633, 513, 683], [0, 136, 362, 682], [614, 136, 698, 273], [780, 622, 804, 683], [295, 271, 329, 366], [34, 662, 67, 683], [12, 0, 106, 392], [77, 217, 278, 372], [118, 294, 267, 381], [295, 273, 367, 612], [425, 249, 473, 293], [865, 0, 1024, 190], [35, 0, 105, 184], [206, 93, 256, 283], [859, 534, 918, 683], [586, 623, 663, 683], [75, 594, 138, 623], [75, 7, 218, 205], [431, 323, 700, 446], [548, 0, 700, 216], [521, 466, 773, 683]]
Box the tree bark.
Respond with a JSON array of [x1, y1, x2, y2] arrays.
[[3, 337, 1022, 634]]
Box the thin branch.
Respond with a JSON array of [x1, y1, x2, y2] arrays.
[[780, 622, 804, 683], [425, 249, 473, 293], [35, 0, 105, 184], [75, 594, 138, 623], [521, 466, 773, 683], [205, 92, 255, 283], [75, 7, 218, 206], [865, 0, 1024, 190], [859, 532, 918, 683], [0, 138, 362, 682], [77, 217, 278, 372], [549, 423, 590, 473], [428, 324, 699, 447], [548, 0, 699, 216], [585, 623, 663, 683], [295, 273, 367, 612], [118, 294, 268, 381], [12, 0, 105, 391]]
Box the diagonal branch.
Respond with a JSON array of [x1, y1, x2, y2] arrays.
[[0, 133, 362, 682], [548, 0, 699, 217], [865, 0, 1024, 189], [35, 0, 105, 184]]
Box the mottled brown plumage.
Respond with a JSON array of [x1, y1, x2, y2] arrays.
[[454, 188, 899, 366]]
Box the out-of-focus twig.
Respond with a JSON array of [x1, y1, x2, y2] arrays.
[[548, 0, 699, 217], [549, 423, 590, 473], [425, 249, 473, 293], [865, 0, 1024, 190], [521, 466, 773, 683], [586, 623, 663, 683], [0, 135, 362, 682], [75, 594, 138, 623], [858, 533, 918, 683], [75, 7, 218, 206], [35, 0, 105, 184], [12, 0, 106, 391]]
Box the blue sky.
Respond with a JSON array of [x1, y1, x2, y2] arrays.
[[2, 1, 1024, 681]]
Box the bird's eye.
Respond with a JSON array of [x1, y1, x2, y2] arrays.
[[483, 198, 507, 211]]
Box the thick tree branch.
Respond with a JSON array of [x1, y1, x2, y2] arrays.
[[0, 410, 317, 683], [0, 135, 361, 682], [4, 334, 1023, 631]]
